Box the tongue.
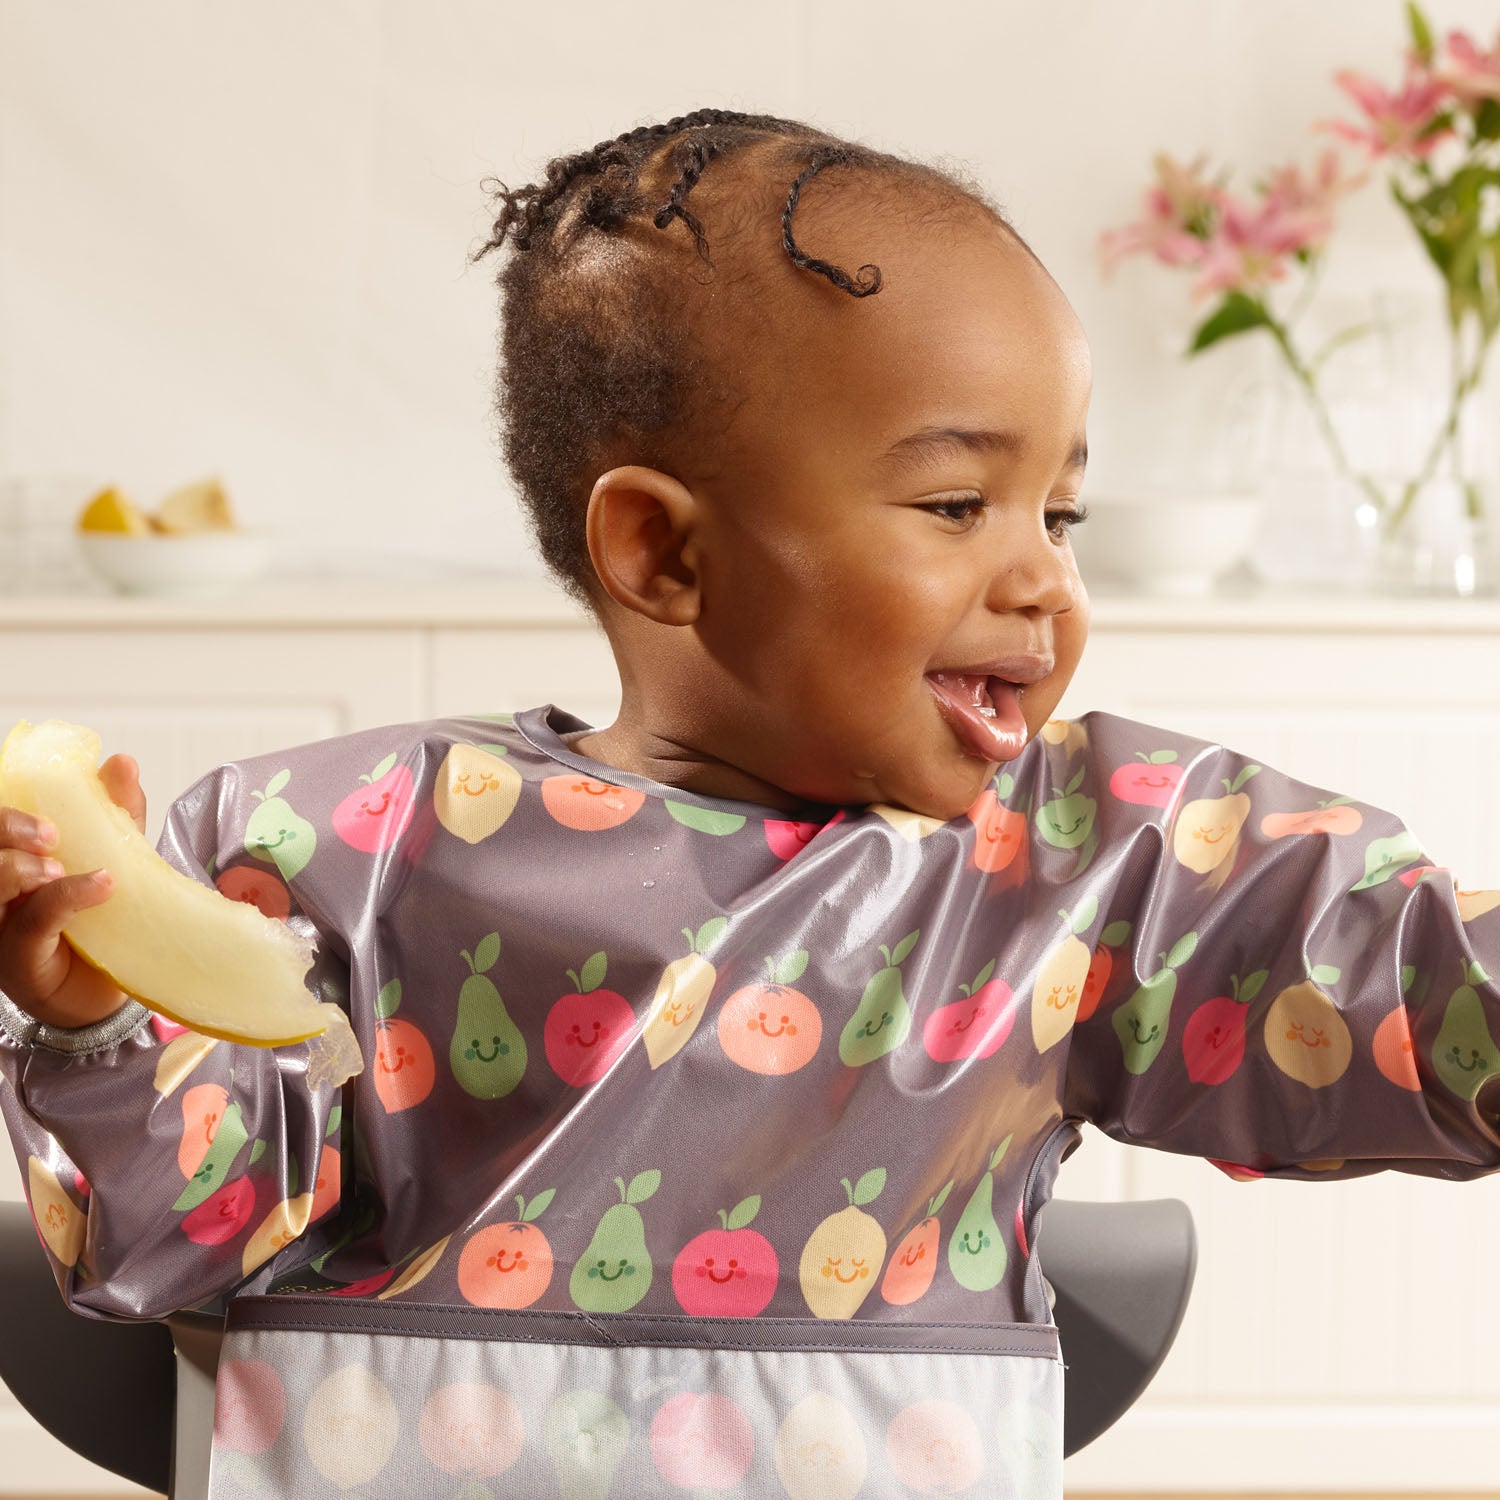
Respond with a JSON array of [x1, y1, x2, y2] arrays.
[[927, 672, 1029, 762]]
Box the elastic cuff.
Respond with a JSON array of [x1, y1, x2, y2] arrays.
[[0, 990, 152, 1055]]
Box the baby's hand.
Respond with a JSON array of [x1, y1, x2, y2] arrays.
[[0, 754, 143, 1029]]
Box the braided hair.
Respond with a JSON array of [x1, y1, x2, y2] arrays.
[[472, 109, 1016, 603]]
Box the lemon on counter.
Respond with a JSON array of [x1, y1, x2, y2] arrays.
[[76, 487, 150, 534], [154, 477, 238, 534]]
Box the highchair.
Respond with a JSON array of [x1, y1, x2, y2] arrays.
[[0, 1194, 1194, 1498]]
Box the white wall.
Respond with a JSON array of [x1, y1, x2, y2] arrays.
[[3, 0, 1494, 576]]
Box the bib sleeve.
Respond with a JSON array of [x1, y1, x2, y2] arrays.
[[1055, 714, 1500, 1180], [0, 758, 355, 1322]]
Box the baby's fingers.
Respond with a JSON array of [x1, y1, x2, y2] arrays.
[[0, 870, 114, 995], [99, 754, 147, 834], [0, 847, 69, 910]]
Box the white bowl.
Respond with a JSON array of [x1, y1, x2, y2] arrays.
[[76, 531, 274, 597], [1070, 496, 1261, 595]]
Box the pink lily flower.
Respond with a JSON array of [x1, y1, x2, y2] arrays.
[[1189, 188, 1309, 301], [1320, 64, 1454, 157], [1437, 28, 1500, 104], [1258, 149, 1368, 255], [1098, 153, 1216, 276]]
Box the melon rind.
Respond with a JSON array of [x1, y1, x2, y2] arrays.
[[0, 719, 329, 1047]]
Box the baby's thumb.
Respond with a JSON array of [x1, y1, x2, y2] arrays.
[[98, 754, 147, 835]]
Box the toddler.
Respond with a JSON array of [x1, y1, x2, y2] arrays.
[[1, 108, 1497, 1500]]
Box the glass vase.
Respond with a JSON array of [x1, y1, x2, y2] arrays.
[[1375, 473, 1495, 598]]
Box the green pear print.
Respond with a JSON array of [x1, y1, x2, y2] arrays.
[[839, 931, 918, 1066], [450, 933, 527, 1099], [1432, 960, 1499, 1100], [244, 769, 317, 881], [1350, 830, 1424, 891], [1112, 932, 1198, 1075], [544, 1390, 631, 1500], [948, 1137, 1011, 1292], [570, 1170, 660, 1313]]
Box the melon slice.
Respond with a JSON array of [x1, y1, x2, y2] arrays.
[[0, 721, 361, 1079]]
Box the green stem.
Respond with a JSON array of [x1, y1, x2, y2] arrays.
[[1384, 323, 1495, 539], [1264, 314, 1390, 518]]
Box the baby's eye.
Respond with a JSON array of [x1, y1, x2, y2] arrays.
[[919, 495, 985, 525], [1046, 503, 1089, 541]]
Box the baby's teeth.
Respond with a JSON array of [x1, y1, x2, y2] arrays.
[[979, 704, 996, 720]]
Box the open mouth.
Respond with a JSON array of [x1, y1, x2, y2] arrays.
[[925, 670, 1034, 763]]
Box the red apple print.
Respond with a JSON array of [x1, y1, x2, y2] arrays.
[[332, 755, 416, 853], [151, 1013, 190, 1044], [764, 809, 845, 861], [181, 1175, 258, 1246], [671, 1197, 778, 1317], [966, 773, 1027, 876], [1210, 1159, 1264, 1182], [327, 1268, 396, 1297], [1182, 970, 1267, 1084], [1397, 864, 1445, 888], [1077, 920, 1132, 1022], [74, 1171, 90, 1199], [215, 866, 291, 921], [1014, 1198, 1029, 1258], [922, 961, 1016, 1062], [544, 951, 636, 1087], [1109, 751, 1184, 810]]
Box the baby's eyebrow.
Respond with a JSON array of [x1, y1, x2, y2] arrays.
[[874, 426, 1088, 476]]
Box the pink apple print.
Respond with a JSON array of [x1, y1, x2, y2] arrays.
[[151, 1014, 190, 1044], [764, 808, 845, 860], [651, 1391, 754, 1489], [543, 951, 636, 1087], [181, 1175, 258, 1246], [1109, 750, 1184, 810], [215, 1358, 287, 1455], [922, 959, 1017, 1062], [1014, 1198, 1029, 1258], [671, 1195, 779, 1317], [1182, 970, 1267, 1085], [327, 1268, 397, 1297], [332, 754, 416, 853], [216, 865, 291, 921]]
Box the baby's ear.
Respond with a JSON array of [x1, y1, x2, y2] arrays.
[[584, 466, 701, 625]]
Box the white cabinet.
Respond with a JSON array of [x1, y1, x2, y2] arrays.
[[1, 583, 1497, 1494]]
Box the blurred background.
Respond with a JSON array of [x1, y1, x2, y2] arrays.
[[2, 0, 1494, 585]]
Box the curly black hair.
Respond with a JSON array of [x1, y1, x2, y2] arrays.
[[471, 109, 1023, 605]]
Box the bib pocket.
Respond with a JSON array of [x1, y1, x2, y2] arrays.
[[208, 1296, 1063, 1498]]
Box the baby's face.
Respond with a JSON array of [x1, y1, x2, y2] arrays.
[[683, 204, 1092, 821]]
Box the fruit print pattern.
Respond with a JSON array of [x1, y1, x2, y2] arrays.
[[570, 1170, 660, 1313], [543, 951, 635, 1087], [641, 917, 726, 1068], [449, 934, 526, 1099], [948, 1137, 1012, 1292], [717, 950, 822, 1074], [799, 1169, 888, 1319], [839, 932, 918, 1066], [4, 705, 1500, 1493]]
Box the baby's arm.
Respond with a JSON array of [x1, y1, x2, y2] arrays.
[[1057, 718, 1500, 1177], [0, 757, 347, 1321]]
